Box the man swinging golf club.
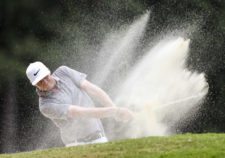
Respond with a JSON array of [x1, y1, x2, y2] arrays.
[[26, 61, 134, 147]]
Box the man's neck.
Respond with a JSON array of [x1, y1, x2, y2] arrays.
[[47, 77, 57, 91]]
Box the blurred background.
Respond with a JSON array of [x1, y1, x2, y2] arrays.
[[0, 0, 225, 153]]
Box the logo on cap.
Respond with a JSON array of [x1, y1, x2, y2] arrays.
[[34, 69, 40, 76]]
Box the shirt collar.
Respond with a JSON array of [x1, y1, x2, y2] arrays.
[[53, 75, 60, 82]]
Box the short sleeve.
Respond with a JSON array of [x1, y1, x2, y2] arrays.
[[57, 66, 87, 87], [39, 102, 70, 120]]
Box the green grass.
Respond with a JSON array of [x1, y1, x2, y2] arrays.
[[1, 133, 225, 158]]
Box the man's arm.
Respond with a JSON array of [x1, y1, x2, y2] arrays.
[[68, 106, 116, 118], [76, 79, 134, 121], [68, 105, 133, 122], [80, 80, 116, 107]]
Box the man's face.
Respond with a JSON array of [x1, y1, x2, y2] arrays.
[[35, 75, 52, 91]]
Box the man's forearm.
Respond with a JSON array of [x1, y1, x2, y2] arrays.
[[82, 80, 116, 107], [68, 105, 117, 118], [93, 87, 116, 107]]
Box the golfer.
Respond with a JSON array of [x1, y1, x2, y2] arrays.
[[26, 61, 133, 147]]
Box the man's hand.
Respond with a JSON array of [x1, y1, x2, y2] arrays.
[[114, 107, 134, 122]]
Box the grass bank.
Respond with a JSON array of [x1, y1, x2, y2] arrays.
[[1, 133, 225, 158]]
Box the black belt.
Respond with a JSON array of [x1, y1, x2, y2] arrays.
[[77, 132, 104, 143]]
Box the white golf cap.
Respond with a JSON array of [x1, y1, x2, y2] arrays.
[[26, 61, 51, 86]]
